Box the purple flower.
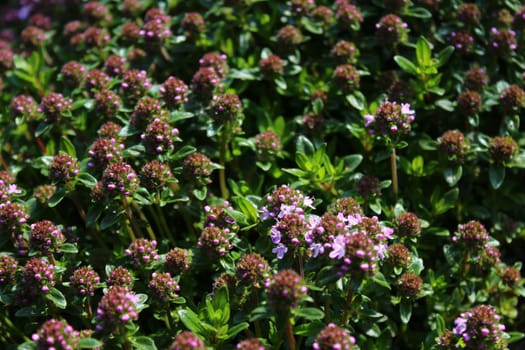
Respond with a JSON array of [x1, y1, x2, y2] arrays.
[[270, 227, 282, 244], [329, 235, 346, 259], [272, 243, 288, 259]]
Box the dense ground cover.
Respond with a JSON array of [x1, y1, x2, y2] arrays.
[[1, 0, 525, 349]]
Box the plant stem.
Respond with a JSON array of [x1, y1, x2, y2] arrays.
[[390, 147, 399, 201], [130, 199, 156, 241], [342, 286, 355, 325], [122, 197, 142, 239], [219, 133, 230, 199], [284, 317, 296, 350], [156, 203, 175, 244]]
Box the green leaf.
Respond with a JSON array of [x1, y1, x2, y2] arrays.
[[372, 271, 391, 290], [293, 307, 325, 320], [394, 56, 418, 75], [78, 338, 104, 349], [343, 154, 363, 172], [294, 321, 325, 336], [443, 165, 462, 186], [296, 135, 315, 156], [15, 305, 44, 317], [346, 91, 366, 111], [45, 287, 67, 309], [48, 188, 66, 208], [404, 6, 432, 18], [434, 46, 455, 68], [86, 204, 103, 227], [283, 168, 308, 178], [229, 68, 258, 80], [416, 36, 432, 67], [169, 111, 195, 123], [435, 99, 455, 111], [400, 300, 412, 324], [432, 188, 458, 215], [130, 336, 158, 350], [100, 212, 122, 230], [35, 122, 53, 137], [434, 314, 446, 334], [76, 172, 98, 188], [235, 197, 259, 223], [178, 308, 206, 335], [170, 145, 196, 160], [225, 322, 250, 339], [59, 243, 78, 254], [507, 331, 525, 344], [193, 187, 207, 201], [17, 342, 36, 350], [489, 165, 505, 189]]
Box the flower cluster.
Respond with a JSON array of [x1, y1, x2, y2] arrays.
[[464, 67, 489, 91], [335, 1, 363, 29], [125, 239, 159, 269], [160, 76, 189, 109], [70, 266, 101, 297], [199, 52, 229, 79], [170, 331, 206, 350], [16, 257, 55, 305], [499, 85, 525, 112], [376, 14, 408, 45], [235, 252, 270, 288], [183, 152, 214, 186], [393, 212, 421, 239], [236, 338, 266, 350], [60, 61, 86, 87], [130, 97, 165, 129], [332, 64, 360, 94], [488, 28, 517, 58], [101, 161, 139, 196], [448, 31, 474, 54], [386, 243, 411, 268], [197, 226, 233, 258], [489, 136, 518, 164], [96, 286, 140, 333], [85, 68, 110, 91], [204, 202, 239, 232], [331, 40, 359, 64], [254, 130, 282, 162], [94, 89, 121, 118], [453, 220, 489, 250], [87, 137, 124, 171], [10, 94, 39, 121], [209, 93, 243, 126], [31, 319, 80, 350], [364, 101, 415, 137], [192, 67, 221, 101], [457, 3, 481, 27], [437, 130, 470, 164], [139, 160, 173, 192], [276, 25, 303, 48], [258, 55, 284, 79], [29, 220, 66, 255], [438, 305, 507, 350], [266, 269, 307, 312], [106, 267, 134, 289], [312, 323, 356, 350], [396, 272, 423, 298], [39, 92, 73, 122], [141, 118, 179, 154], [121, 69, 151, 102], [0, 254, 18, 286], [181, 12, 206, 39], [49, 154, 80, 183], [165, 248, 192, 275], [457, 90, 482, 115], [103, 55, 127, 77], [149, 272, 180, 303]]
